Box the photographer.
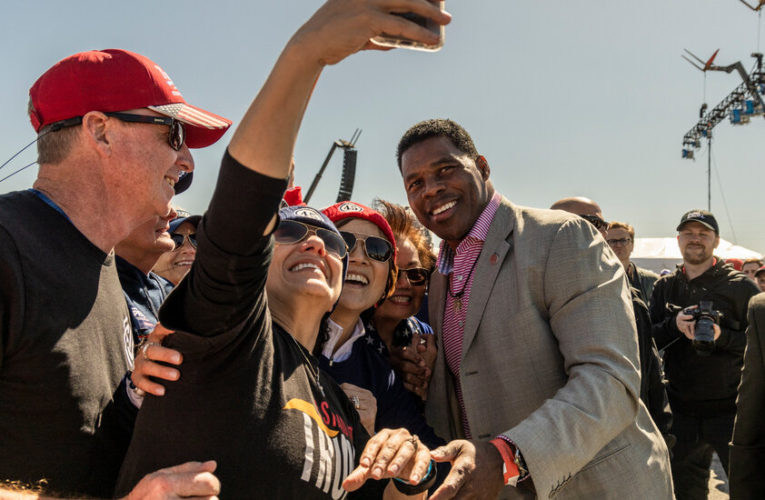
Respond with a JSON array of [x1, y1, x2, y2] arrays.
[[650, 210, 759, 500]]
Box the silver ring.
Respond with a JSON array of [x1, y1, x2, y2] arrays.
[[351, 395, 360, 409], [419, 337, 427, 345], [408, 435, 419, 453], [140, 341, 156, 360]]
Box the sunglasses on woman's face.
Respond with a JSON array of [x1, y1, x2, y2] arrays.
[[398, 267, 430, 286], [171, 232, 197, 249], [339, 231, 393, 263], [273, 220, 348, 259]]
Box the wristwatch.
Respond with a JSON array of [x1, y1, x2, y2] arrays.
[[490, 436, 529, 487]]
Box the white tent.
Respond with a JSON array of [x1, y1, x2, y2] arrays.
[[631, 237, 763, 274]]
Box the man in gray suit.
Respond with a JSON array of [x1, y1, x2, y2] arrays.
[[397, 119, 673, 499]]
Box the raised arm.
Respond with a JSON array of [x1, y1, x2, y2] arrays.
[[228, 0, 450, 187]]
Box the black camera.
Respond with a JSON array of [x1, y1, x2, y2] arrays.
[[683, 300, 722, 356]]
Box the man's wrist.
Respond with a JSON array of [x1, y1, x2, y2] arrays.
[[490, 436, 529, 487]]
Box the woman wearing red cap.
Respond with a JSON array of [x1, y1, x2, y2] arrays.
[[320, 201, 445, 463]]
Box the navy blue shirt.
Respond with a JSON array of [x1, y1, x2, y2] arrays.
[[116, 256, 174, 343]]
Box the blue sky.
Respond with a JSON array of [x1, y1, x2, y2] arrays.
[[2, 1, 764, 252]]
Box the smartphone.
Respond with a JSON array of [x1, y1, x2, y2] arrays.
[[371, 1, 445, 52]]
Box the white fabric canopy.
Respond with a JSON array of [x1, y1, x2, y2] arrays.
[[631, 237, 763, 274]]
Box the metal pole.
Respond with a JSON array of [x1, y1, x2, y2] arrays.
[[707, 136, 712, 211]]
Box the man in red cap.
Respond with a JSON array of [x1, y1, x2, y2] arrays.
[[0, 49, 230, 498]]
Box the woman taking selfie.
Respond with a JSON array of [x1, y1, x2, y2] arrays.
[[116, 0, 451, 496]]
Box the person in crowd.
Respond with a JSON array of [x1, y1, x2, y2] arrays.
[[552, 199, 673, 447], [755, 266, 765, 293], [319, 201, 443, 449], [116, 1, 450, 498], [0, 47, 230, 498], [370, 199, 437, 401], [152, 212, 201, 286], [726, 258, 744, 271], [740, 258, 762, 281], [650, 209, 760, 499], [116, 210, 177, 344], [396, 119, 672, 499], [729, 293, 765, 499], [549, 196, 609, 235], [606, 221, 660, 305]]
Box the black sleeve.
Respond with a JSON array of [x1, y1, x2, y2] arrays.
[[159, 150, 287, 337], [0, 225, 24, 370], [714, 280, 760, 356], [634, 294, 672, 436], [650, 278, 681, 351]]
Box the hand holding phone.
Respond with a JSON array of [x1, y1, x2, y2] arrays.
[[371, 1, 446, 52]]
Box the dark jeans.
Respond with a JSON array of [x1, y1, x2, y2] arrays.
[[670, 410, 735, 500]]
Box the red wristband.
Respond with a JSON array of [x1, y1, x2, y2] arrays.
[[490, 438, 520, 487]]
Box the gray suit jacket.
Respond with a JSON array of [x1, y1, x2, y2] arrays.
[[425, 198, 673, 499], [729, 292, 765, 499]]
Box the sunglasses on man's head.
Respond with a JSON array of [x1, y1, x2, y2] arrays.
[[579, 214, 608, 232], [339, 231, 393, 263], [171, 232, 197, 249], [273, 220, 348, 259], [398, 267, 430, 286]]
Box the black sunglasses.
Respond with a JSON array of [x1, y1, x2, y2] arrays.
[[105, 112, 185, 151], [274, 220, 348, 259], [339, 231, 393, 263], [579, 214, 608, 231], [46, 112, 186, 151], [398, 267, 430, 286], [171, 232, 197, 249]]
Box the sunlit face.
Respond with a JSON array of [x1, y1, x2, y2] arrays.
[[677, 221, 719, 266], [109, 109, 194, 218], [401, 136, 491, 248], [605, 227, 633, 266], [375, 237, 425, 322], [152, 221, 197, 285], [117, 214, 175, 262], [266, 225, 344, 314], [742, 262, 760, 280], [335, 219, 391, 315]]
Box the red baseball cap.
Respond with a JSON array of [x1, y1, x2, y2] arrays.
[[322, 201, 397, 261], [322, 201, 399, 303], [28, 49, 231, 148]]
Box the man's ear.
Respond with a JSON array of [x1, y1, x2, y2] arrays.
[[81, 111, 111, 156], [476, 155, 490, 180]]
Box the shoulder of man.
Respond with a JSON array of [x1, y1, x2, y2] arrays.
[[749, 292, 765, 311], [507, 199, 590, 235], [635, 265, 660, 280], [713, 259, 761, 290]]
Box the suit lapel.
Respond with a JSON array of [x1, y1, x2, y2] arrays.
[[461, 199, 515, 359], [429, 270, 446, 351]]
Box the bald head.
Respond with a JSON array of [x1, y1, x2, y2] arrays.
[[550, 196, 603, 218]]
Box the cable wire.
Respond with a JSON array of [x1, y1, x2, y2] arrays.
[[0, 161, 37, 184], [0, 138, 39, 172], [710, 147, 738, 244]]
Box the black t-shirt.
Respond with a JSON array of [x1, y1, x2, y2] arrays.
[[116, 152, 386, 499], [0, 191, 133, 498]]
